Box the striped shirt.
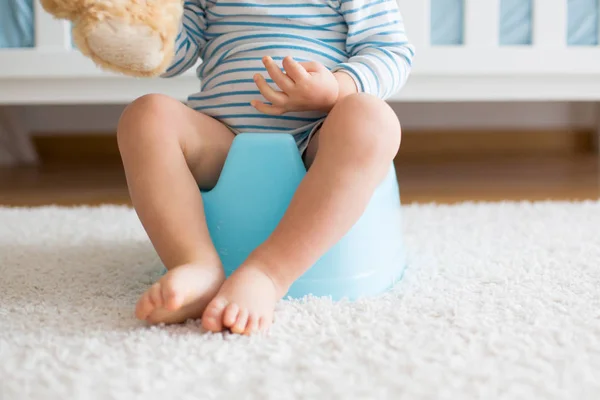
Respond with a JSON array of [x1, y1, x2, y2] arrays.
[[163, 0, 415, 136]]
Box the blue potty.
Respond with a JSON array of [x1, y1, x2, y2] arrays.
[[201, 133, 407, 301]]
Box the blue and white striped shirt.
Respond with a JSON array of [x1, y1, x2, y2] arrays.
[[163, 0, 415, 136]]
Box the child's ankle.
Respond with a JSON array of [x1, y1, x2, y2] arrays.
[[243, 248, 294, 298], [166, 254, 223, 271]]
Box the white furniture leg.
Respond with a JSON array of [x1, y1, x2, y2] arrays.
[[0, 106, 39, 166]]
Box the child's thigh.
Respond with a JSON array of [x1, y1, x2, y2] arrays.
[[303, 129, 321, 169], [118, 94, 235, 189]]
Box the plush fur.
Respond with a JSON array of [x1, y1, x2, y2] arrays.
[[40, 0, 184, 77]]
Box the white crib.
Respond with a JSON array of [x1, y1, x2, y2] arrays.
[[1, 0, 600, 163]]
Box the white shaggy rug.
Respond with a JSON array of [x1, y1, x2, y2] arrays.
[[1, 201, 600, 400]]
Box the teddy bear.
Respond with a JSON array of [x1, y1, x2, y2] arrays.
[[39, 0, 184, 78]]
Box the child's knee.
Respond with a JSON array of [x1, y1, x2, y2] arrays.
[[329, 93, 401, 162], [117, 94, 180, 147]]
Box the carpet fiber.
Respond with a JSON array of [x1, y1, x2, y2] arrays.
[[1, 201, 599, 399]]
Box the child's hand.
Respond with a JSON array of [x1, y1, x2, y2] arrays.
[[251, 56, 339, 115]]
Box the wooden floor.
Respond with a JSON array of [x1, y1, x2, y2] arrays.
[[396, 153, 599, 203], [1, 151, 598, 207]]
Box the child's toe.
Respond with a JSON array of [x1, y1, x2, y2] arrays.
[[161, 284, 181, 311], [223, 303, 240, 328], [244, 314, 260, 335], [148, 282, 163, 309], [258, 316, 271, 332], [231, 308, 249, 334], [201, 297, 228, 332], [135, 292, 153, 320]]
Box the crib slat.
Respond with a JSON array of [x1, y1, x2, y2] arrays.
[[597, 1, 600, 45], [34, 1, 72, 49], [396, 0, 430, 49], [533, 0, 567, 47], [464, 0, 500, 47]]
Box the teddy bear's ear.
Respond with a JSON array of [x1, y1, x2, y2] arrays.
[[40, 0, 79, 20]]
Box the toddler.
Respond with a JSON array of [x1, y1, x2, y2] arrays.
[[117, 0, 414, 335]]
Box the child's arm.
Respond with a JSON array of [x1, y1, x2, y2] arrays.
[[332, 0, 415, 100], [162, 0, 207, 77]]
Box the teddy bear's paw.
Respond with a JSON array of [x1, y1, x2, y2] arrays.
[[40, 0, 79, 20], [86, 18, 165, 74]]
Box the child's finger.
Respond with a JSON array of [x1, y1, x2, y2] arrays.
[[251, 100, 286, 116], [298, 61, 326, 73], [282, 56, 310, 82], [262, 56, 294, 91], [253, 74, 288, 106]]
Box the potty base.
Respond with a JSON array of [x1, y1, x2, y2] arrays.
[[200, 133, 407, 301]]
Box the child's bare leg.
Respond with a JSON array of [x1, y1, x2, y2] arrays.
[[201, 93, 401, 334], [117, 94, 234, 325]]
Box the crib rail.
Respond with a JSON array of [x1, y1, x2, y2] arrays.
[[33, 1, 72, 50], [533, 0, 567, 47], [18, 0, 600, 76], [397, 0, 600, 75], [30, 0, 579, 51], [401, 0, 569, 50], [2, 0, 600, 103]]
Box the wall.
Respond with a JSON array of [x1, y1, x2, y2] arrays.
[[21, 102, 598, 135]]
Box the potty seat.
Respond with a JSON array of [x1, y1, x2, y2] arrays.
[[200, 133, 407, 301]]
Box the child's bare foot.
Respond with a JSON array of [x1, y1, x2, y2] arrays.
[[136, 263, 225, 325], [201, 263, 285, 335]]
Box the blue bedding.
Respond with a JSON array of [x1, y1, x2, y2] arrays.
[[567, 0, 599, 45], [0, 0, 34, 48], [0, 0, 598, 49], [431, 0, 598, 46]]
